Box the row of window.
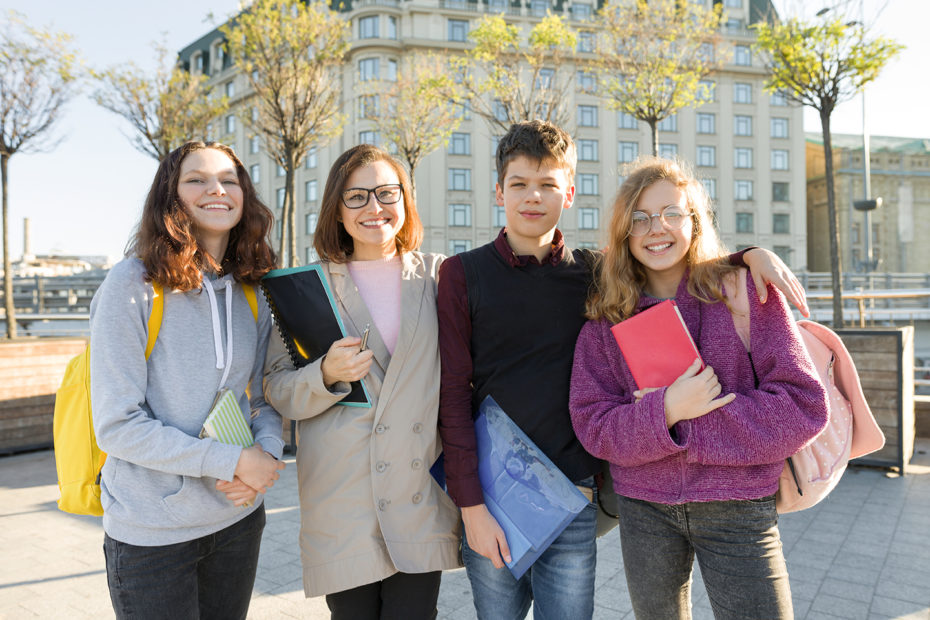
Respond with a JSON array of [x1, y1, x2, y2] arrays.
[[693, 146, 791, 170], [735, 213, 792, 235], [264, 172, 789, 207], [450, 203, 791, 235], [292, 206, 787, 256]]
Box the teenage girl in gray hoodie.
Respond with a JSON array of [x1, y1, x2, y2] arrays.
[[90, 141, 285, 619]]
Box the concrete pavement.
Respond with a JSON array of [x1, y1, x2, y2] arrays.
[[1, 443, 929, 619]]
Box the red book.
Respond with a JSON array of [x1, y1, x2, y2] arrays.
[[610, 300, 703, 390]]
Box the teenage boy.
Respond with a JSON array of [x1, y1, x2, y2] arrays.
[[437, 120, 807, 620]]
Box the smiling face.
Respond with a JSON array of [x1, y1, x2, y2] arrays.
[[339, 160, 406, 261], [177, 148, 243, 261], [628, 179, 693, 296], [496, 155, 574, 257]]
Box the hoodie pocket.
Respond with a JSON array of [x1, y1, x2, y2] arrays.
[[162, 475, 236, 527]]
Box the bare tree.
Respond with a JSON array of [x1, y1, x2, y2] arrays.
[[222, 0, 349, 267], [593, 0, 726, 156], [453, 13, 577, 133], [0, 12, 80, 338], [362, 53, 462, 200], [754, 8, 901, 326], [92, 42, 229, 161]]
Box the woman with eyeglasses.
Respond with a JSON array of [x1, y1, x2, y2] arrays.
[[263, 144, 461, 619], [568, 157, 828, 619]]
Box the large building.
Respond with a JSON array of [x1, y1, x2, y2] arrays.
[[179, 0, 807, 267], [806, 133, 930, 273]]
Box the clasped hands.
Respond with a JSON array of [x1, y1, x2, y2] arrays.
[[216, 444, 286, 507]]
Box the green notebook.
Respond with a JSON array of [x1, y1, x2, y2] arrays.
[[199, 388, 254, 448]]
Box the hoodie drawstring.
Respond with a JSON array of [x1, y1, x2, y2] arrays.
[[202, 277, 234, 390]]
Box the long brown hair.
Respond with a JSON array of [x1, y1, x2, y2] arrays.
[[129, 141, 277, 291], [586, 156, 736, 323], [314, 144, 423, 263]]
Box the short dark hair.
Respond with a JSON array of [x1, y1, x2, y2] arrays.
[[495, 120, 577, 186], [314, 144, 423, 262], [130, 141, 277, 291]]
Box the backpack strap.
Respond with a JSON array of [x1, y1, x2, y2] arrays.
[[243, 284, 258, 322], [723, 268, 751, 353], [143, 282, 256, 361], [144, 283, 165, 360]]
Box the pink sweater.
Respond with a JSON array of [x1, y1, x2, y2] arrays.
[[347, 257, 402, 355], [569, 273, 829, 504]]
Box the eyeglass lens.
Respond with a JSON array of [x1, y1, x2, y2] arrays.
[[342, 184, 402, 209], [630, 206, 690, 236]]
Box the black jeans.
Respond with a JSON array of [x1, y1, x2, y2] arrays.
[[325, 571, 442, 620], [618, 495, 792, 620], [103, 504, 265, 620]]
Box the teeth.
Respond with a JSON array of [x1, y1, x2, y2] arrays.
[[362, 219, 388, 227], [202, 203, 230, 210], [647, 243, 672, 251]]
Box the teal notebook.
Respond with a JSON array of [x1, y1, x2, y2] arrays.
[[261, 264, 372, 408]]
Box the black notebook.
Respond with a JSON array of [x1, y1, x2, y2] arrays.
[[261, 264, 372, 407]]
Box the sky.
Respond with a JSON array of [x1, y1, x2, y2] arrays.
[[1, 0, 927, 262]]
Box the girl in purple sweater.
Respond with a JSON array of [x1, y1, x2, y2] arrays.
[[569, 157, 828, 620]]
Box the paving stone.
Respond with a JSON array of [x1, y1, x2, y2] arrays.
[[809, 592, 870, 620], [3, 443, 930, 620]]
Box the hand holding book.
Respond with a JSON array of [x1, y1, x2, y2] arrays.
[[610, 301, 734, 426], [320, 336, 374, 388], [661, 359, 736, 428]]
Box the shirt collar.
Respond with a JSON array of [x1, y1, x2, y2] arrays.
[[494, 228, 565, 267]]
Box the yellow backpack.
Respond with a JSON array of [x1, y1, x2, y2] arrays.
[[53, 283, 258, 516]]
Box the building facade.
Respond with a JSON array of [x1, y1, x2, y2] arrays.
[[806, 133, 930, 273], [178, 0, 807, 267]]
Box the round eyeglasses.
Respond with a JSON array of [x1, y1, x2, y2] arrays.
[[341, 184, 403, 209], [629, 205, 693, 237]]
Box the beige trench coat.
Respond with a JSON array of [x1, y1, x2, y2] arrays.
[[263, 252, 462, 598]]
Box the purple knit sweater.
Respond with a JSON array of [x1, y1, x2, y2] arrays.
[[569, 272, 828, 504]]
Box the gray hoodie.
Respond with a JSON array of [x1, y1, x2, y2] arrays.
[[90, 258, 283, 546]]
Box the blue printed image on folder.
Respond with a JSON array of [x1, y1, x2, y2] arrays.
[[261, 264, 372, 407], [474, 396, 588, 579]]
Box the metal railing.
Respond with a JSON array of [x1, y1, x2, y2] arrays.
[[802, 288, 930, 327]]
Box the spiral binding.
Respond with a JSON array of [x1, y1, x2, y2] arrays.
[[260, 282, 309, 368]]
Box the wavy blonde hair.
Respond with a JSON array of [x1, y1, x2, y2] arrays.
[[586, 156, 737, 323]]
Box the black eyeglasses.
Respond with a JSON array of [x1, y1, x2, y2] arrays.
[[341, 184, 403, 209]]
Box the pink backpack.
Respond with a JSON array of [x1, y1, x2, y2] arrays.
[[724, 269, 885, 513]]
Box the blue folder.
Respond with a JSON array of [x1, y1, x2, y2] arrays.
[[474, 396, 589, 579]]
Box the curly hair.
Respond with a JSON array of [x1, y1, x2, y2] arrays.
[[314, 144, 423, 263], [128, 141, 277, 291], [586, 156, 737, 323]]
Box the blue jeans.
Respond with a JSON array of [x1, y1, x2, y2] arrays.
[[104, 505, 265, 620], [617, 495, 792, 620], [462, 477, 597, 620]]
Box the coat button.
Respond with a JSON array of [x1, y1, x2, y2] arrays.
[[412, 423, 423, 433], [375, 424, 386, 434], [411, 458, 423, 470], [412, 493, 422, 504], [376, 461, 388, 473], [378, 499, 389, 511]]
